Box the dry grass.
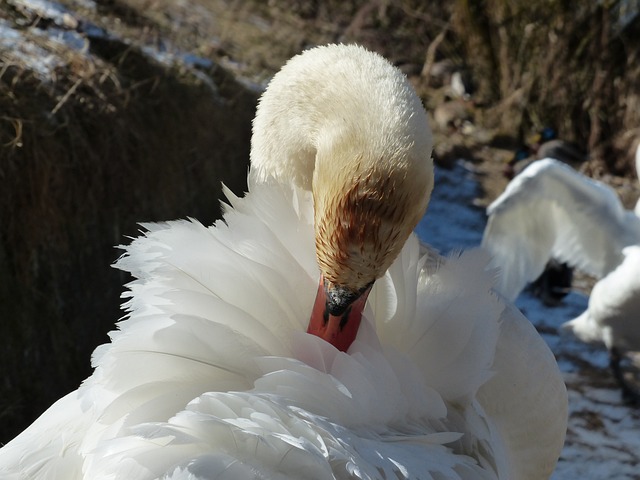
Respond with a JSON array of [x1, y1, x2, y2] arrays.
[[0, 0, 256, 442], [200, 0, 640, 176], [451, 0, 640, 176]]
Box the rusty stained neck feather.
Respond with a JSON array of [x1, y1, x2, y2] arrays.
[[314, 170, 420, 293], [308, 160, 430, 352]]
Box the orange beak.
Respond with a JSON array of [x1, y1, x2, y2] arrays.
[[307, 276, 372, 352]]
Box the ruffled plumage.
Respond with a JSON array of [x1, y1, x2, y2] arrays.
[[0, 180, 566, 479], [0, 44, 567, 479]]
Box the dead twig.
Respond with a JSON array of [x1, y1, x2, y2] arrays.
[[2, 117, 24, 148], [51, 78, 82, 115], [420, 21, 450, 79]]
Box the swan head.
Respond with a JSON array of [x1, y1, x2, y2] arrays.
[[250, 44, 434, 351], [312, 130, 432, 293], [309, 131, 432, 351]]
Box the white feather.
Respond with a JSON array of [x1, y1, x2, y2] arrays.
[[482, 158, 640, 301], [562, 246, 640, 352], [0, 180, 567, 479]]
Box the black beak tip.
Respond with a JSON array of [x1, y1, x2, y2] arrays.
[[324, 281, 374, 317]]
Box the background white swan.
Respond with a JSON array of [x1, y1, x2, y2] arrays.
[[483, 157, 640, 301], [482, 154, 640, 402], [0, 44, 567, 479], [561, 246, 640, 403]]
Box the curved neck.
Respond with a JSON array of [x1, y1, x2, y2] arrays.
[[248, 45, 432, 192]]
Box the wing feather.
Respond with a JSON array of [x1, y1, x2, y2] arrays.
[[482, 158, 640, 300]]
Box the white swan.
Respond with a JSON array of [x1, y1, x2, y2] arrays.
[[483, 157, 640, 301], [0, 44, 567, 479], [482, 155, 640, 402], [562, 246, 640, 403]]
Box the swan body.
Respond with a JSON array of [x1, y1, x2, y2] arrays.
[[0, 44, 567, 479], [562, 246, 640, 352], [483, 156, 640, 401], [561, 245, 640, 403]]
